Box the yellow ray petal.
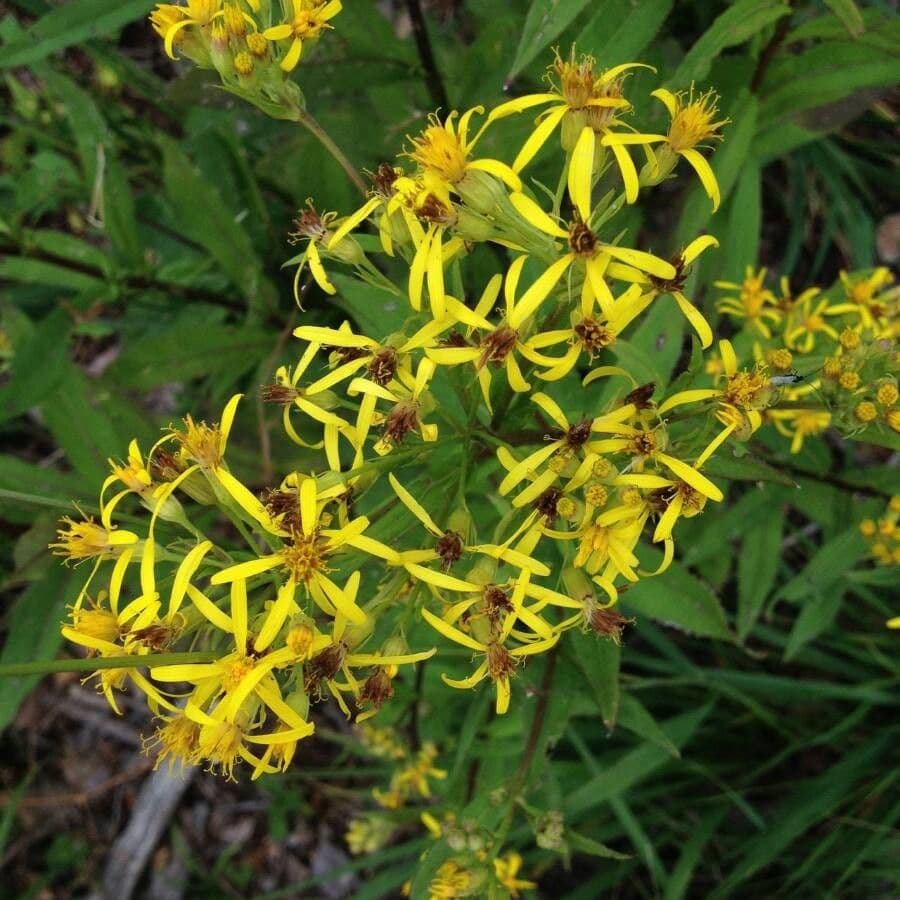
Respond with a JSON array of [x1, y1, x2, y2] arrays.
[[422, 606, 486, 651], [655, 452, 723, 502], [680, 148, 720, 211], [169, 540, 213, 618], [509, 193, 568, 238], [568, 126, 595, 221]]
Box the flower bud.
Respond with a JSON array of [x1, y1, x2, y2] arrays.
[[455, 170, 509, 216]]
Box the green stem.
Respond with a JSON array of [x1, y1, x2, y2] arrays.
[[0, 651, 220, 677], [296, 108, 367, 196], [553, 149, 572, 218]]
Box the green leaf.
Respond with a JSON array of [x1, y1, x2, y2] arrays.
[[566, 630, 621, 728], [161, 138, 275, 317], [823, 0, 865, 38], [758, 42, 900, 129], [845, 426, 900, 453], [610, 336, 666, 387], [663, 808, 728, 900], [0, 255, 105, 293], [106, 320, 274, 391], [737, 509, 784, 641], [102, 154, 142, 266], [712, 737, 889, 896], [720, 160, 761, 284], [700, 451, 797, 487], [42, 70, 108, 187], [617, 693, 681, 758], [622, 551, 734, 641], [576, 0, 673, 69], [330, 273, 408, 338], [778, 528, 868, 602], [41, 366, 129, 485], [24, 228, 111, 275], [507, 0, 594, 80], [0, 457, 88, 524], [0, 310, 71, 425], [565, 705, 712, 817], [0, 0, 155, 68], [670, 0, 792, 86], [0, 565, 73, 732], [567, 829, 632, 861], [784, 588, 844, 661]]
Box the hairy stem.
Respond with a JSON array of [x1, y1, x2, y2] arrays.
[[0, 651, 220, 677]]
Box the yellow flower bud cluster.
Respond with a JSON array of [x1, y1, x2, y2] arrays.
[[715, 267, 899, 452], [150, 0, 341, 115], [860, 495, 900, 569]]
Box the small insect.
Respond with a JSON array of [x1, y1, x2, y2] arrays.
[[769, 370, 807, 387]]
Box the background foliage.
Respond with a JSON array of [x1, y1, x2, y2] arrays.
[[1, 0, 898, 896]]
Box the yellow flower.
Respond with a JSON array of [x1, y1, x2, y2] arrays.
[[347, 357, 440, 456], [327, 164, 406, 256], [507, 190, 676, 320], [156, 0, 225, 59], [494, 391, 635, 500], [404, 107, 521, 201], [493, 852, 537, 897], [421, 596, 558, 715], [658, 339, 772, 435], [51, 516, 139, 562], [588, 420, 726, 507], [286, 201, 340, 299], [262, 349, 356, 467], [715, 267, 781, 338], [292, 319, 450, 398], [769, 409, 832, 453], [388, 473, 550, 575], [523, 283, 650, 380], [488, 50, 648, 197], [262, 0, 342, 72], [853, 401, 877, 423], [840, 267, 894, 326], [346, 816, 395, 855], [615, 235, 719, 347], [784, 291, 860, 352], [143, 712, 200, 771], [429, 859, 478, 899], [209, 478, 399, 624], [604, 86, 729, 209], [425, 268, 556, 408]]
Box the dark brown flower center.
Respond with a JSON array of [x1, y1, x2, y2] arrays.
[[479, 327, 518, 368], [574, 318, 615, 354], [587, 605, 633, 644], [371, 162, 399, 198], [383, 401, 420, 445], [649, 255, 687, 294], [261, 383, 300, 405], [534, 487, 562, 521], [436, 530, 464, 568], [359, 668, 394, 708], [565, 421, 592, 449], [305, 642, 348, 696], [569, 221, 597, 256], [367, 348, 398, 386]]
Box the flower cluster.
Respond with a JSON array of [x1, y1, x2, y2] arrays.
[[59, 49, 837, 780], [861, 495, 900, 570], [713, 266, 899, 451], [345, 724, 447, 854], [150, 0, 341, 116]]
